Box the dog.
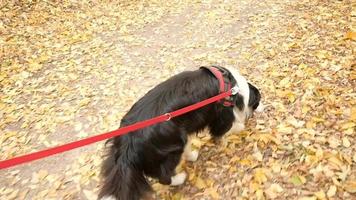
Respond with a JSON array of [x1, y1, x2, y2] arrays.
[[98, 66, 263, 200]]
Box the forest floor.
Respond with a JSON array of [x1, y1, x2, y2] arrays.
[[0, 0, 355, 199]]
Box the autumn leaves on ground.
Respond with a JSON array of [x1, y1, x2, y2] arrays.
[[0, 0, 355, 199]]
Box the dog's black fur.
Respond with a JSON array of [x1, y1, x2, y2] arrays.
[[99, 67, 260, 200]]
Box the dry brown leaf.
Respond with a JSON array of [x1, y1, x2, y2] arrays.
[[265, 183, 283, 199], [343, 180, 356, 193]]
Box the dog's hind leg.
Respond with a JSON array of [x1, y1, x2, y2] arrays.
[[156, 151, 187, 186], [170, 172, 187, 186]]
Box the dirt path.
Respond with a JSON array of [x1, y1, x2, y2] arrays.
[[1, 0, 354, 199]]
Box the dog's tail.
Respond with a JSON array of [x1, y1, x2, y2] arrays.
[[98, 150, 151, 200]]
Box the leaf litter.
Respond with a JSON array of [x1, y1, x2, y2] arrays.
[[0, 0, 355, 199]]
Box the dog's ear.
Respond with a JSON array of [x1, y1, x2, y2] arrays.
[[234, 93, 245, 111], [248, 83, 261, 111]]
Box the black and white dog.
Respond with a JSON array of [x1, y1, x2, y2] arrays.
[[99, 66, 263, 200]]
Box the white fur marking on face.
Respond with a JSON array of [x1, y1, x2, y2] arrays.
[[170, 172, 187, 186], [100, 196, 117, 200], [255, 102, 264, 113], [225, 66, 250, 109]]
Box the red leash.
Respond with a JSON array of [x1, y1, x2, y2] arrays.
[[0, 90, 232, 170]]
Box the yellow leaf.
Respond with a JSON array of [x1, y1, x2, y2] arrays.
[[327, 185, 337, 197], [277, 124, 293, 134], [351, 106, 356, 121], [314, 190, 326, 200], [254, 168, 267, 184], [343, 180, 356, 193], [345, 31, 356, 40], [327, 136, 340, 148], [253, 150, 263, 162], [254, 133, 281, 145], [206, 188, 220, 199], [194, 177, 207, 189], [229, 156, 240, 164], [83, 189, 96, 200], [341, 122, 355, 130], [239, 158, 252, 166], [279, 78, 290, 87], [256, 189, 265, 200], [8, 189, 19, 200], [328, 156, 344, 170], [298, 197, 316, 200], [302, 105, 311, 114], [289, 175, 306, 186], [342, 137, 351, 148], [171, 192, 185, 200], [37, 170, 48, 180], [271, 163, 281, 173], [79, 98, 91, 107], [265, 183, 283, 199]]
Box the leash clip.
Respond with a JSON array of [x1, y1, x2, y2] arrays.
[[231, 85, 240, 95], [164, 113, 172, 121]]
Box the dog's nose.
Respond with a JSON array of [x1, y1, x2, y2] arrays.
[[255, 102, 265, 113]]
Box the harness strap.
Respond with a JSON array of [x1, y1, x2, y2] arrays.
[[200, 66, 236, 107]]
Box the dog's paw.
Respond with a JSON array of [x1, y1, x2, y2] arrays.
[[230, 122, 245, 133], [100, 196, 116, 200], [185, 150, 199, 162], [170, 172, 187, 186]]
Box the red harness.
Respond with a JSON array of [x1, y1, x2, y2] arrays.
[[200, 66, 237, 107]]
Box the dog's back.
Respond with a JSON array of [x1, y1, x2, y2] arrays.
[[98, 69, 220, 200]]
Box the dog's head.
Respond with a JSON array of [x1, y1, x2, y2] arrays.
[[225, 67, 264, 121], [247, 82, 264, 116]]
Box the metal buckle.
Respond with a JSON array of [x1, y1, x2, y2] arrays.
[[164, 113, 172, 121], [231, 86, 240, 95]]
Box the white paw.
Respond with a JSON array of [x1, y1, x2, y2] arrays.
[[170, 172, 187, 186], [100, 196, 116, 200], [229, 122, 245, 133], [186, 150, 199, 162]]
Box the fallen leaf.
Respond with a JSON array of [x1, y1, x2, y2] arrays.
[[342, 137, 351, 148], [265, 183, 283, 199], [326, 185, 337, 197], [194, 177, 207, 189], [314, 190, 326, 200], [343, 180, 356, 193], [206, 187, 220, 199], [298, 197, 316, 200], [289, 175, 306, 186], [345, 31, 356, 40], [254, 168, 268, 184], [83, 189, 96, 200]]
